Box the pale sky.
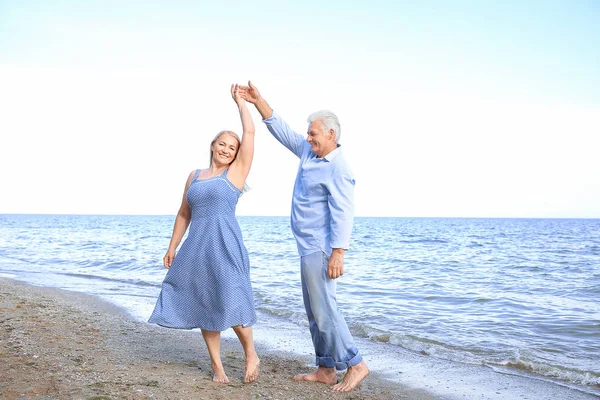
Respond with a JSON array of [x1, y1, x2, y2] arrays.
[[1, 0, 599, 218]]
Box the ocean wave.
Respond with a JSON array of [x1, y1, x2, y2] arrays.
[[489, 353, 600, 388], [254, 305, 308, 327], [53, 272, 160, 288], [346, 320, 600, 391], [137, 235, 171, 240], [394, 238, 449, 245], [348, 321, 491, 366], [467, 241, 484, 247]]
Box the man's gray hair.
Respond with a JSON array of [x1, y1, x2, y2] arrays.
[[307, 110, 341, 143]]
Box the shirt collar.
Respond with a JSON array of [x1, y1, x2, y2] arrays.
[[321, 144, 342, 162]]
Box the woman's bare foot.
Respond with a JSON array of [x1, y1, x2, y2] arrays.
[[243, 356, 260, 383], [212, 372, 230, 384], [332, 360, 369, 392], [211, 364, 230, 384], [293, 366, 337, 385]]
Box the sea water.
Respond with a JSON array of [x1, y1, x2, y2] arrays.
[[0, 214, 598, 397]]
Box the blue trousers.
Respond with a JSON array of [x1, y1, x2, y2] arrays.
[[300, 251, 363, 370]]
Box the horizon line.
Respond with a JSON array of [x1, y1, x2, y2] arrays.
[[1, 213, 599, 220]]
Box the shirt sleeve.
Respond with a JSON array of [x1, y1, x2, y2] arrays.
[[327, 167, 355, 250], [263, 111, 305, 158]]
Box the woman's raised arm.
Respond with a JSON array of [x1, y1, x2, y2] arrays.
[[228, 84, 255, 189]]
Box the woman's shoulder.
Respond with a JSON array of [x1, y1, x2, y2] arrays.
[[185, 169, 202, 185]]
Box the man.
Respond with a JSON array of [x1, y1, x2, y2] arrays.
[[239, 81, 369, 392]]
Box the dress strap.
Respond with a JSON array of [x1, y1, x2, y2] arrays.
[[220, 169, 228, 177], [192, 169, 202, 181]]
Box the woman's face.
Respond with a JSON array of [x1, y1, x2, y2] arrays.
[[212, 133, 239, 165]]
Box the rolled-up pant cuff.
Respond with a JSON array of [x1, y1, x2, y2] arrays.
[[316, 352, 363, 371]]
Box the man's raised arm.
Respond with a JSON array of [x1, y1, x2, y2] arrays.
[[239, 81, 305, 158], [239, 81, 273, 120]]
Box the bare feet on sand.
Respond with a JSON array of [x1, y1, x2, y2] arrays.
[[211, 363, 230, 384], [243, 356, 260, 383], [293, 366, 337, 385], [333, 360, 369, 392]]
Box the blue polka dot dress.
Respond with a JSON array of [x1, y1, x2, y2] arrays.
[[149, 169, 256, 331]]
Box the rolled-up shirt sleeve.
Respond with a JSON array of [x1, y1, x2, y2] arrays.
[[263, 111, 305, 158], [327, 168, 355, 250]]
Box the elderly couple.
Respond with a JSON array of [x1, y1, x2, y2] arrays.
[[148, 82, 370, 392]]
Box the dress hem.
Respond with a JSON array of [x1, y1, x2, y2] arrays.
[[148, 320, 257, 332]]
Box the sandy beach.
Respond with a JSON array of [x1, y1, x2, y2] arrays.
[[2, 276, 599, 400], [0, 278, 436, 400]]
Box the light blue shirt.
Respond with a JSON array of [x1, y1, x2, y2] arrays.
[[264, 111, 355, 257]]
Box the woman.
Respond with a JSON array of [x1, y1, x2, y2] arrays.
[[149, 84, 259, 384]]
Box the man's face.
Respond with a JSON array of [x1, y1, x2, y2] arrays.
[[306, 120, 334, 157]]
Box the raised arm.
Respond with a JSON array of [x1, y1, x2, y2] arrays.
[[239, 80, 273, 120], [228, 84, 256, 191], [240, 81, 305, 158]]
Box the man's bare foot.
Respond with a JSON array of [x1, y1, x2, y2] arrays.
[[243, 356, 260, 383], [293, 366, 337, 385], [332, 360, 369, 392]]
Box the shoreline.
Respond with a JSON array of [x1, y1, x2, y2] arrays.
[[0, 277, 433, 400], [2, 277, 598, 400]]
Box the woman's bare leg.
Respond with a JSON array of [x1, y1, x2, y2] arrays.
[[201, 329, 229, 383], [232, 325, 260, 383]]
